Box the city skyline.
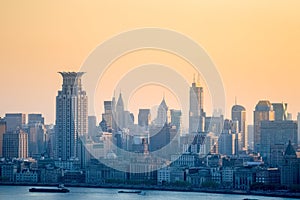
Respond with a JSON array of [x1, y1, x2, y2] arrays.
[[1, 1, 300, 125]]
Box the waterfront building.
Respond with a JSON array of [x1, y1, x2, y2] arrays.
[[5, 113, 26, 132], [55, 72, 88, 167], [2, 129, 28, 159], [0, 118, 6, 157]]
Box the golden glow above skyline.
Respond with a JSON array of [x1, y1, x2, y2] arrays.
[[0, 1, 300, 124]]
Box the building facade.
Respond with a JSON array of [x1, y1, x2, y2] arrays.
[[253, 100, 274, 153], [55, 72, 88, 165]]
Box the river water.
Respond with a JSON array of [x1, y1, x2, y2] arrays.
[[0, 186, 294, 200]]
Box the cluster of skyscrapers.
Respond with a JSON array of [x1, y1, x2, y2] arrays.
[[0, 71, 299, 188]]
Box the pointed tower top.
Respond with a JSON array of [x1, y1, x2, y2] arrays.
[[284, 140, 296, 156]]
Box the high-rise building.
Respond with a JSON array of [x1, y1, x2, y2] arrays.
[[170, 109, 182, 133], [253, 100, 275, 152], [5, 113, 26, 132], [231, 104, 247, 150], [138, 109, 151, 128], [55, 72, 88, 164], [101, 100, 114, 131], [28, 123, 46, 157], [247, 125, 254, 150], [0, 118, 6, 157], [28, 113, 44, 125], [116, 93, 125, 130], [88, 116, 97, 137], [189, 75, 205, 133], [260, 120, 298, 166], [3, 129, 28, 159], [155, 98, 170, 127], [272, 103, 288, 121]]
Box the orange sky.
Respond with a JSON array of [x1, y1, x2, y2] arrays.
[[0, 1, 300, 126]]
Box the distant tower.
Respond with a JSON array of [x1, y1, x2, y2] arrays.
[[55, 72, 88, 163], [170, 109, 182, 134], [253, 100, 274, 153], [156, 97, 170, 127], [272, 103, 288, 121], [231, 104, 247, 151], [5, 113, 26, 132], [189, 74, 205, 133], [138, 109, 151, 128], [116, 93, 125, 130]]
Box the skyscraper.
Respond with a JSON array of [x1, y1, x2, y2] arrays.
[[253, 100, 275, 152], [116, 93, 125, 130], [231, 104, 247, 150], [88, 116, 97, 137], [28, 113, 45, 125], [5, 113, 26, 132], [189, 75, 205, 133], [138, 109, 151, 128], [170, 109, 182, 133], [55, 72, 88, 163], [272, 103, 288, 121], [3, 129, 28, 159], [155, 97, 170, 127], [260, 120, 297, 165], [101, 100, 114, 131]]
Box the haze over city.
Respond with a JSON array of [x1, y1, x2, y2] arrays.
[[1, 1, 300, 124]]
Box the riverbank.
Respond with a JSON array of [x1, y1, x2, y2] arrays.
[[1, 182, 299, 199]]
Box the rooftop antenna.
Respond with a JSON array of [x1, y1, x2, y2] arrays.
[[235, 96, 237, 105]]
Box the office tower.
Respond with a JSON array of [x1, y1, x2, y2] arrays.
[[231, 104, 247, 150], [253, 100, 275, 152], [55, 72, 88, 163], [189, 75, 205, 133], [28, 123, 46, 157], [170, 109, 182, 133], [272, 103, 288, 121], [101, 100, 114, 131], [260, 120, 297, 166], [298, 113, 300, 145], [218, 119, 242, 156], [205, 110, 224, 135], [138, 109, 151, 128], [115, 93, 125, 130], [149, 124, 170, 152], [247, 125, 254, 150], [28, 113, 44, 124], [88, 116, 97, 137], [3, 129, 28, 159], [155, 97, 170, 127], [5, 113, 26, 132], [0, 118, 6, 157]]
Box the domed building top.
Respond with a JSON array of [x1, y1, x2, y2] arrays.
[[255, 100, 273, 111]]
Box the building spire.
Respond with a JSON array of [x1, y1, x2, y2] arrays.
[[193, 74, 195, 83], [235, 96, 237, 105]]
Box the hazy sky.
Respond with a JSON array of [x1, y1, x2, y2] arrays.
[[0, 1, 300, 126]]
